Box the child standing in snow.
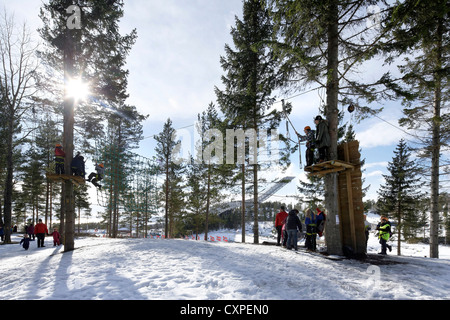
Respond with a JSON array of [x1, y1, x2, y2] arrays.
[[304, 209, 317, 251], [20, 234, 31, 250], [28, 223, 35, 240], [275, 206, 288, 246], [51, 228, 61, 246], [376, 216, 392, 255], [315, 208, 326, 237]]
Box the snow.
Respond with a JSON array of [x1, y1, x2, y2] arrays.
[[1, 222, 450, 302]]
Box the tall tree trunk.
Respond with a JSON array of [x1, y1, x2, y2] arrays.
[[49, 182, 53, 229], [241, 163, 246, 243], [3, 106, 14, 244], [204, 164, 211, 241], [397, 203, 402, 256], [253, 163, 259, 244], [324, 0, 343, 256], [165, 158, 169, 238], [60, 182, 65, 245], [63, 32, 76, 252], [429, 18, 443, 259]]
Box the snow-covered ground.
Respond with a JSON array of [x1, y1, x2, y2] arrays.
[[1, 222, 449, 302]]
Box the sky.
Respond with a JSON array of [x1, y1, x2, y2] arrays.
[[1, 0, 438, 216]]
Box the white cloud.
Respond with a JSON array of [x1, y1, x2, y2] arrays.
[[364, 170, 384, 178], [364, 161, 388, 169], [356, 119, 406, 149]]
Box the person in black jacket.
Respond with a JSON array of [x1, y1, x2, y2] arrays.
[[285, 209, 303, 251], [71, 152, 86, 178]]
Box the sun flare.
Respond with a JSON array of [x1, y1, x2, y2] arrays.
[[65, 78, 90, 101]]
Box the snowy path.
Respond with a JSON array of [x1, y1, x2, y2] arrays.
[[1, 235, 450, 300]]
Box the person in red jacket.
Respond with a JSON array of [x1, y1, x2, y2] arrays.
[[50, 228, 61, 246], [34, 219, 48, 248], [54, 144, 66, 174], [275, 206, 289, 246]]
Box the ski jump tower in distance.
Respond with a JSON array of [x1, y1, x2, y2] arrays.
[[305, 140, 366, 257]]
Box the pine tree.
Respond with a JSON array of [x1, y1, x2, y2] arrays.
[[194, 103, 229, 241], [39, 0, 137, 251], [266, 0, 388, 255], [377, 139, 425, 255], [380, 0, 450, 258], [154, 119, 185, 238], [215, 0, 287, 244]]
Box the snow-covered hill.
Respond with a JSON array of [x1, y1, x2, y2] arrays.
[[1, 227, 449, 302]]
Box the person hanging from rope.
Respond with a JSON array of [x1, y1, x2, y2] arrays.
[[296, 126, 316, 167], [87, 163, 105, 190], [54, 144, 65, 174], [71, 151, 86, 178], [314, 115, 331, 163]]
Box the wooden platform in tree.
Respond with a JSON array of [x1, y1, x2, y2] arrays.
[[46, 173, 85, 186], [304, 160, 355, 177]]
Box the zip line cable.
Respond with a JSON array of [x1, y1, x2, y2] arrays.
[[141, 86, 323, 141]]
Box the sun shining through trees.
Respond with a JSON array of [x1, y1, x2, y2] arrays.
[[65, 77, 90, 102]]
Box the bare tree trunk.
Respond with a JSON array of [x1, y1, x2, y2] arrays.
[[63, 32, 76, 252], [204, 164, 211, 241], [253, 163, 259, 244], [324, 0, 343, 256], [165, 158, 169, 238], [429, 18, 444, 259], [3, 109, 14, 244], [241, 163, 246, 243]]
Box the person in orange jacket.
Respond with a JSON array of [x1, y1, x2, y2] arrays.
[[275, 206, 289, 246], [34, 219, 48, 248]]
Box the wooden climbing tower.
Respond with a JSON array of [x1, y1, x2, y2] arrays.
[[304, 140, 366, 256]]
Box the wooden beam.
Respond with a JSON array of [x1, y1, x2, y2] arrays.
[[46, 173, 85, 186], [344, 143, 357, 251], [304, 159, 354, 177]]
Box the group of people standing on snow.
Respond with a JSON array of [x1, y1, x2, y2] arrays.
[[19, 219, 61, 250], [54, 144, 105, 190], [275, 206, 326, 251], [275, 206, 393, 255]]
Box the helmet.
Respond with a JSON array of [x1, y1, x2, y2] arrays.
[[314, 115, 323, 121], [304, 126, 311, 131], [56, 144, 62, 148], [99, 163, 104, 168]]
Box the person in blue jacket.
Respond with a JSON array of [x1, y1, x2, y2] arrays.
[[20, 234, 31, 250], [304, 209, 317, 251]]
